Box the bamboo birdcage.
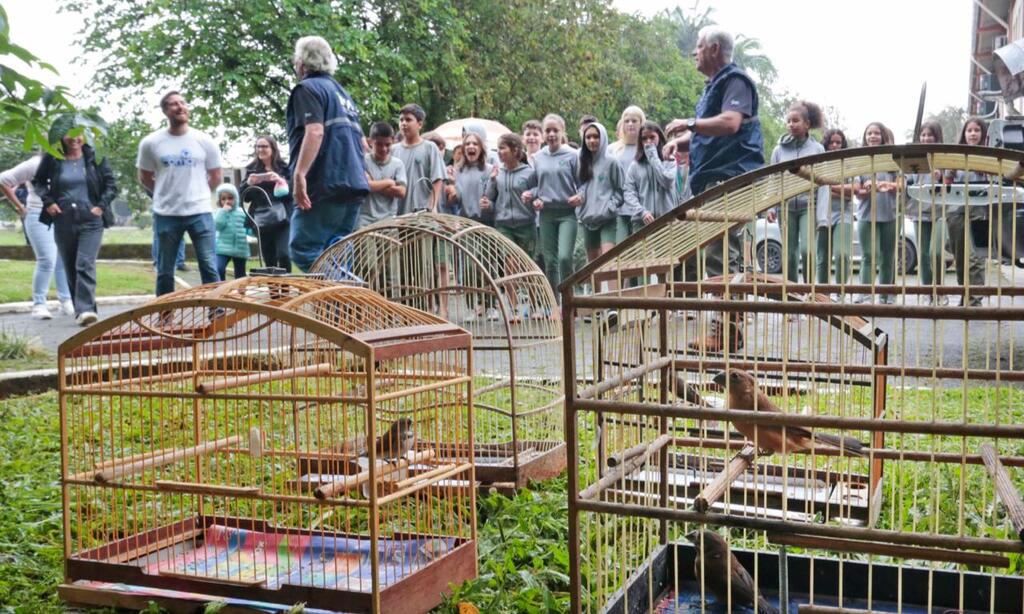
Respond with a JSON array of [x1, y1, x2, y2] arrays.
[[309, 212, 564, 490], [58, 277, 477, 614], [563, 144, 1024, 613]]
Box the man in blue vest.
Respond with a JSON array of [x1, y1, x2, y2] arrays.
[[287, 36, 369, 272], [665, 27, 764, 352]]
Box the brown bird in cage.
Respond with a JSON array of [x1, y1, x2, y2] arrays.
[[686, 529, 779, 614], [713, 369, 865, 457], [373, 417, 416, 461]]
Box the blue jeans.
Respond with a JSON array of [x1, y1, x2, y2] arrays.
[[24, 206, 71, 305], [289, 200, 361, 272], [154, 212, 219, 296], [53, 210, 104, 315], [151, 232, 185, 269]]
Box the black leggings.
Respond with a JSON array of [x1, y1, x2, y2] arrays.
[[258, 223, 291, 272]]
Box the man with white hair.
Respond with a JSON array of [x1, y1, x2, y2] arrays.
[[665, 26, 765, 352], [286, 35, 369, 271]]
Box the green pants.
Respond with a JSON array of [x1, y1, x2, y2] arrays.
[[581, 220, 618, 251], [497, 224, 536, 257], [815, 222, 852, 284], [539, 208, 578, 291], [615, 215, 633, 244], [783, 206, 815, 282], [946, 213, 986, 287], [913, 219, 946, 287], [857, 219, 897, 286]]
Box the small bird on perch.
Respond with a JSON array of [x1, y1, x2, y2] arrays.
[[687, 529, 779, 614], [713, 369, 865, 457], [373, 418, 416, 461]]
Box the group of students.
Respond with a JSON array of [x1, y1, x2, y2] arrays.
[[359, 104, 686, 296], [771, 102, 1001, 306]]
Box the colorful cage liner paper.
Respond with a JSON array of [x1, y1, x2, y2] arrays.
[[561, 144, 1024, 613], [58, 277, 477, 614], [309, 212, 564, 489]]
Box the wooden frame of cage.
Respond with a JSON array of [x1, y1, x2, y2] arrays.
[[57, 279, 477, 614], [308, 212, 565, 491], [562, 144, 1024, 614]]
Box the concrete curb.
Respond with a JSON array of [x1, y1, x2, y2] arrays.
[[0, 294, 154, 314], [0, 368, 58, 398]]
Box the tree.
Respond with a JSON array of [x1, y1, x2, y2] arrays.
[[102, 114, 156, 219], [0, 4, 78, 154], [905, 105, 966, 143]]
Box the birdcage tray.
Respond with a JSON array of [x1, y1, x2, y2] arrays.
[[614, 453, 873, 524], [602, 541, 1023, 614], [64, 515, 476, 613]]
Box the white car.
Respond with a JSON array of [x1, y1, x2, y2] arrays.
[[753, 218, 920, 276]]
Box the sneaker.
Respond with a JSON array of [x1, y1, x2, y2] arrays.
[[880, 295, 895, 305], [30, 304, 53, 320], [936, 295, 949, 306], [688, 317, 744, 353], [76, 311, 98, 326], [853, 294, 873, 304], [966, 296, 984, 307], [59, 300, 75, 316], [177, 263, 191, 272], [486, 308, 500, 321]]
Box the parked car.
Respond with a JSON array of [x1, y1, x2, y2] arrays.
[[753, 218, 920, 276]]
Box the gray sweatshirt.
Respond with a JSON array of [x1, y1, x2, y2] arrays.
[[576, 123, 624, 229], [855, 172, 899, 223], [623, 145, 678, 222], [770, 135, 825, 211], [531, 145, 578, 210], [453, 163, 493, 223], [485, 163, 537, 228], [608, 142, 637, 174]]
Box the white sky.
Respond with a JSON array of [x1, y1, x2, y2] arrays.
[[6, 0, 974, 151]]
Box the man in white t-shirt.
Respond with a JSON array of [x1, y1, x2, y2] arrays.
[[137, 91, 223, 296]]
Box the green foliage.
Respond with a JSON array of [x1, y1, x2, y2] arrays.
[[103, 114, 156, 217], [440, 479, 571, 613], [0, 5, 78, 156], [0, 326, 45, 361]]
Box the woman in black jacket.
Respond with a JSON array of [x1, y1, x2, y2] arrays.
[[243, 135, 292, 272], [33, 131, 118, 325]]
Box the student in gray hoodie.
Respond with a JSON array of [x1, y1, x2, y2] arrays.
[[485, 133, 537, 255], [814, 129, 855, 285], [768, 101, 825, 283], [576, 122, 624, 262], [451, 131, 494, 226], [623, 121, 677, 232], [853, 121, 900, 304], [608, 106, 646, 243], [523, 114, 580, 293]]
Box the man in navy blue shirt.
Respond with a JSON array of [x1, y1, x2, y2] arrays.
[[286, 36, 369, 272], [665, 27, 764, 352]]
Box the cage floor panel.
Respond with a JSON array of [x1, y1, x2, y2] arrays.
[[132, 524, 455, 593], [653, 584, 988, 613], [63, 580, 344, 613]]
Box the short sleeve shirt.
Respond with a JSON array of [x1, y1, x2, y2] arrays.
[[392, 140, 445, 214], [359, 153, 407, 228], [291, 86, 324, 125], [137, 128, 221, 217], [720, 77, 754, 118]]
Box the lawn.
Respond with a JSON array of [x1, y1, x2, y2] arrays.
[[2, 385, 1020, 613], [0, 259, 153, 303], [0, 227, 155, 247]]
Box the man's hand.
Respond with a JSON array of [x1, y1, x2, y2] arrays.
[[665, 118, 690, 135], [91, 206, 103, 217], [293, 173, 312, 210], [663, 139, 679, 159]]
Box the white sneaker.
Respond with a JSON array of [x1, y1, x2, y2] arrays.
[[31, 304, 53, 320], [76, 311, 98, 326], [486, 308, 500, 321], [59, 300, 75, 316]]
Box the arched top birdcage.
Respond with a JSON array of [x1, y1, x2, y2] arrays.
[[309, 212, 565, 489], [57, 277, 476, 613]]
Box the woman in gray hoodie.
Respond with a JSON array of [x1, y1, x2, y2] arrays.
[[576, 122, 624, 263], [623, 121, 677, 232], [524, 114, 580, 293], [485, 133, 538, 255], [451, 131, 494, 226], [768, 101, 825, 283], [608, 106, 646, 243]]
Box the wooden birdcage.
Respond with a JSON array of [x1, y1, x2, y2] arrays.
[[58, 277, 477, 614], [309, 212, 563, 490], [563, 145, 1024, 613]]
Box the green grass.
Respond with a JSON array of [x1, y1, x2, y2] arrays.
[[0, 227, 155, 246], [0, 259, 153, 303], [3, 385, 1022, 613], [0, 327, 52, 372]]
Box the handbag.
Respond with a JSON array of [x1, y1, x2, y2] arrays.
[[245, 186, 288, 229]]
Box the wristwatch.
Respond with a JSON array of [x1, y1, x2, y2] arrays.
[[687, 118, 697, 132]]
